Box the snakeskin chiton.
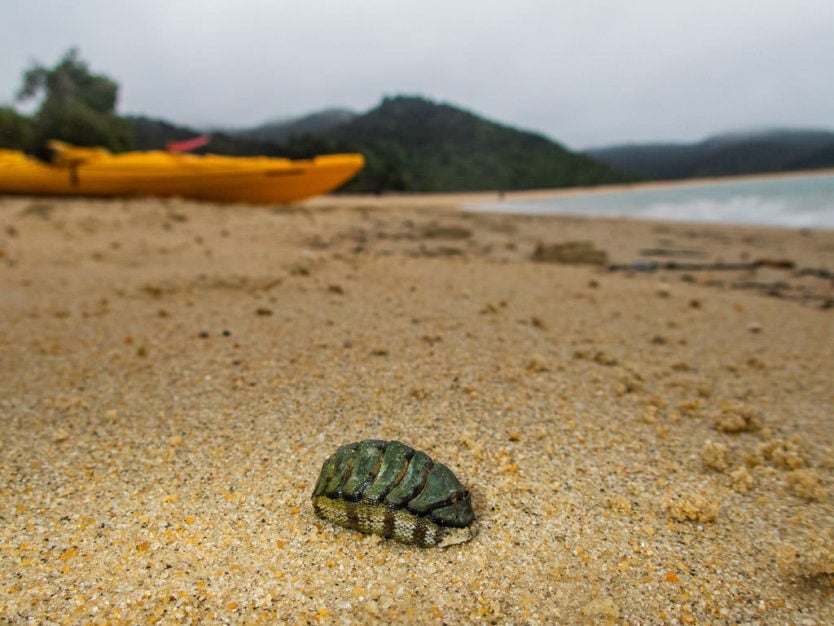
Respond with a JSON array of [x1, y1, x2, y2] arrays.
[[311, 439, 477, 548]]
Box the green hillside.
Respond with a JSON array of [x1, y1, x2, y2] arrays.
[[127, 96, 633, 193], [585, 129, 834, 180], [276, 96, 633, 192]]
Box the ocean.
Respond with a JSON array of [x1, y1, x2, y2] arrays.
[[471, 172, 834, 229]]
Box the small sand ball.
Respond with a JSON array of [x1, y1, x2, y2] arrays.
[[780, 533, 834, 578], [607, 494, 633, 514], [787, 468, 827, 501], [729, 466, 755, 492], [663, 488, 721, 523], [822, 445, 834, 470], [525, 353, 549, 373], [763, 437, 807, 469], [52, 429, 70, 443], [701, 440, 730, 472], [714, 401, 761, 433], [798, 535, 834, 577], [756, 437, 805, 469], [582, 596, 620, 622]]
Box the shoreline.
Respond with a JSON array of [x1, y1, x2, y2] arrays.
[[306, 166, 834, 210]]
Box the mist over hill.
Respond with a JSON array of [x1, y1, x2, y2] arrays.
[[231, 108, 357, 145], [584, 129, 834, 180]]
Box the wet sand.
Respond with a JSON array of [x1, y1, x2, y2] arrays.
[[1, 194, 832, 623]]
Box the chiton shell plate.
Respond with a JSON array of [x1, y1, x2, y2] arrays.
[[311, 439, 477, 548]]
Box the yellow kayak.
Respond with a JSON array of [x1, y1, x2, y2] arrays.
[[0, 141, 364, 204]]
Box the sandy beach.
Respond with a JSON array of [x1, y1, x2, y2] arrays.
[[1, 193, 832, 623]]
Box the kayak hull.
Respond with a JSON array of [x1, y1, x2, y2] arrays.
[[0, 146, 364, 204]]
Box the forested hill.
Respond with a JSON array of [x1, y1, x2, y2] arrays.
[[125, 97, 631, 193], [584, 129, 834, 180], [314, 96, 633, 192]]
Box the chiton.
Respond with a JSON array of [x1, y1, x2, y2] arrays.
[[311, 439, 477, 548]]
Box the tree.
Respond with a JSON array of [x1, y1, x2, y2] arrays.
[[16, 48, 132, 152], [0, 106, 34, 149]]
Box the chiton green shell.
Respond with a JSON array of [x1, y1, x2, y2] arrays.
[[311, 439, 477, 548]]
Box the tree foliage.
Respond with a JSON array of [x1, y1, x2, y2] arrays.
[[16, 48, 131, 153], [0, 106, 34, 149], [586, 129, 834, 180]]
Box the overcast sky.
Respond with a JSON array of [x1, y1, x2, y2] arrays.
[[2, 0, 832, 148]]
